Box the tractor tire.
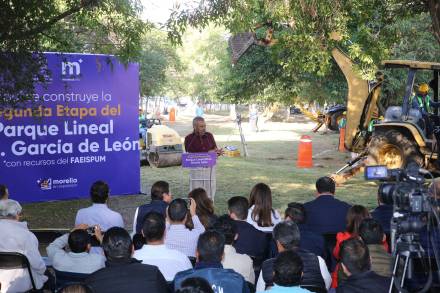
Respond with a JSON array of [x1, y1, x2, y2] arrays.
[[328, 111, 345, 131], [368, 129, 423, 169]]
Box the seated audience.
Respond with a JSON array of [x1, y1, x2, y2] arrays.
[[46, 224, 105, 274], [175, 277, 214, 293], [0, 199, 48, 292], [173, 230, 250, 293], [75, 180, 124, 231], [332, 205, 372, 288], [85, 227, 168, 293], [0, 184, 8, 200], [337, 238, 390, 292], [228, 196, 270, 260], [256, 221, 331, 292], [213, 215, 255, 284], [165, 198, 205, 257], [370, 190, 393, 234], [133, 211, 192, 281], [304, 176, 351, 234], [188, 188, 217, 229], [358, 218, 392, 277], [247, 183, 281, 233], [285, 203, 325, 257], [132, 180, 172, 234], [263, 250, 313, 293]]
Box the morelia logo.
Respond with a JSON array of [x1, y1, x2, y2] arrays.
[[37, 178, 52, 190], [37, 177, 78, 190], [61, 59, 83, 80]]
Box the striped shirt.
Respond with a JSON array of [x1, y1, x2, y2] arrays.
[[165, 215, 205, 257]]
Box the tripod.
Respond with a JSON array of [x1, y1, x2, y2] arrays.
[[236, 113, 249, 157], [389, 234, 432, 293]]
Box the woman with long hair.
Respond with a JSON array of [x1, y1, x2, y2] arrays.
[[333, 205, 372, 258], [246, 183, 281, 232], [188, 188, 217, 229]]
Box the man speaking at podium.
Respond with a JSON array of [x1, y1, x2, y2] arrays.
[[184, 116, 223, 200]]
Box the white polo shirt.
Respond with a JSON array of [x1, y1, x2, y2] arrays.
[[133, 244, 192, 281]]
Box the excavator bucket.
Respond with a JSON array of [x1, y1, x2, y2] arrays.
[[331, 48, 371, 151]]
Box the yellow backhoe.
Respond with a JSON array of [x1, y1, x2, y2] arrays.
[[228, 30, 440, 181], [332, 50, 440, 181]]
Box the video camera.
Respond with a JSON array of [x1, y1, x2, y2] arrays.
[[365, 164, 431, 214], [365, 163, 440, 292]]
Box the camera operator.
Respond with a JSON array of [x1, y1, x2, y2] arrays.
[[46, 224, 105, 274]]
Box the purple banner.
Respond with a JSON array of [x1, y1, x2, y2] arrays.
[[182, 152, 217, 168], [0, 53, 140, 203]]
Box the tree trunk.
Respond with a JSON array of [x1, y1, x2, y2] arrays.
[[428, 0, 440, 45]]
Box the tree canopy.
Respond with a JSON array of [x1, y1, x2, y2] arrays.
[[0, 0, 147, 108], [166, 0, 440, 105], [138, 29, 181, 97]]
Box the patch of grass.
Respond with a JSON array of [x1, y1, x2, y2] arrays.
[[142, 139, 379, 216]]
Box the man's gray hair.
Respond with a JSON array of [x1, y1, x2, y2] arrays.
[[273, 221, 301, 250], [193, 116, 205, 128], [0, 199, 22, 218]]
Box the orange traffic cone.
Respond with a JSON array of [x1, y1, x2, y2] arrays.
[[169, 107, 176, 122], [338, 127, 346, 152], [297, 135, 313, 168]]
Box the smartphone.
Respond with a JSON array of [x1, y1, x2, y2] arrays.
[[86, 226, 95, 235], [182, 198, 192, 206]]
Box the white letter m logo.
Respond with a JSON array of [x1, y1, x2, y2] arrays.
[[62, 59, 82, 77]]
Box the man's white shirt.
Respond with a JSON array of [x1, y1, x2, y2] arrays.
[[46, 234, 105, 274], [0, 219, 48, 292], [222, 245, 255, 284], [75, 203, 124, 231], [133, 244, 192, 281]]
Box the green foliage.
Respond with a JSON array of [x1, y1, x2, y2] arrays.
[[174, 25, 230, 101], [167, 0, 439, 106], [0, 0, 148, 108], [138, 29, 181, 97], [381, 13, 440, 106], [217, 45, 296, 104]]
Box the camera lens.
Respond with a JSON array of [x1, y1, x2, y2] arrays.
[[378, 183, 396, 205]]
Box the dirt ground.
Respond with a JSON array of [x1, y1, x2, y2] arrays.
[[22, 112, 375, 231]]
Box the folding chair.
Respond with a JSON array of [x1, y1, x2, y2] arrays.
[[54, 269, 89, 291], [0, 252, 37, 291]]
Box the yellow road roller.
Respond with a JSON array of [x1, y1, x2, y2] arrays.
[[145, 124, 182, 167]]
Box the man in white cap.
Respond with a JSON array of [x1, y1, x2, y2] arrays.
[[0, 199, 48, 292]]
